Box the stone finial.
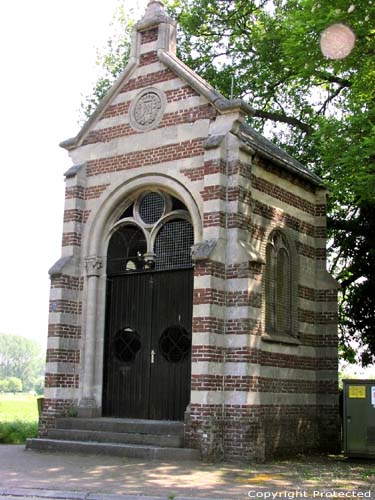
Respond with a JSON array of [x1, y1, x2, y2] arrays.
[[136, 0, 176, 31], [144, 0, 165, 18]]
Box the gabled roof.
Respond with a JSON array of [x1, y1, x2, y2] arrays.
[[238, 123, 323, 186], [60, 0, 323, 188], [59, 46, 252, 152]]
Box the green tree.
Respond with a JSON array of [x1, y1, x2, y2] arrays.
[[171, 0, 375, 365], [82, 0, 375, 365], [0, 377, 23, 393], [5, 377, 23, 393], [0, 334, 45, 391]]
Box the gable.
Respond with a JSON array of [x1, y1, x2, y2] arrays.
[[60, 0, 322, 190], [60, 1, 249, 153], [81, 63, 216, 148]]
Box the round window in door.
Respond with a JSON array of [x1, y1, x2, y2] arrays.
[[159, 325, 191, 363], [112, 327, 141, 363]]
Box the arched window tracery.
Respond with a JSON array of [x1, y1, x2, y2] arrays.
[[107, 191, 194, 275]]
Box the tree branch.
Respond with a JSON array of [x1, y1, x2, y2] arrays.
[[339, 272, 363, 289], [249, 108, 312, 134], [328, 216, 360, 232], [317, 84, 347, 115], [314, 71, 352, 87], [329, 247, 345, 275]]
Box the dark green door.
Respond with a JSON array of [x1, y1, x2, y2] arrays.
[[148, 270, 193, 420], [103, 269, 193, 421]]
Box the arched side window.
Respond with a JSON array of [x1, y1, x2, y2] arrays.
[[265, 231, 293, 336]]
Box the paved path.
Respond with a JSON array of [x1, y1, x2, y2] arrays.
[[0, 446, 246, 499], [0, 489, 227, 500], [0, 445, 373, 500]]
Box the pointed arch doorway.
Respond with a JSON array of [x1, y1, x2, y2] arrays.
[[102, 191, 194, 421]]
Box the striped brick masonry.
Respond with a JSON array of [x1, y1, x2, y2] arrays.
[[40, 0, 340, 461]]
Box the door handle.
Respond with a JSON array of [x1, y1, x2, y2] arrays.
[[151, 349, 155, 364]]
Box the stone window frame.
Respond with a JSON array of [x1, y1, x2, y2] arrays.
[[107, 189, 193, 272], [261, 228, 300, 346]]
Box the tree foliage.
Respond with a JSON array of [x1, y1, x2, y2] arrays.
[[0, 334, 45, 392], [82, 0, 375, 365], [172, 0, 375, 365], [80, 3, 135, 120], [0, 377, 23, 393]]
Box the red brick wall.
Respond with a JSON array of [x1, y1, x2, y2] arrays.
[[140, 28, 158, 44], [39, 399, 77, 436], [86, 139, 205, 177], [83, 105, 215, 146], [185, 403, 340, 460]]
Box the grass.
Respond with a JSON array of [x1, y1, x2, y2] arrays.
[[0, 393, 39, 444], [361, 468, 375, 480]]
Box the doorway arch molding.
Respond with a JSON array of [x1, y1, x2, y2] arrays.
[[79, 173, 203, 410], [83, 173, 203, 259]]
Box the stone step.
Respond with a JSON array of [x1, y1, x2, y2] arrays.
[[48, 428, 184, 448], [55, 417, 184, 436], [25, 438, 200, 461]]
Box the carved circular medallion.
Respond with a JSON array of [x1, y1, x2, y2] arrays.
[[129, 88, 166, 131]]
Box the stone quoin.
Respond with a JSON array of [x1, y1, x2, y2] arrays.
[[38, 0, 340, 461]]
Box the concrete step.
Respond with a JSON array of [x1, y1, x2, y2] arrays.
[[55, 417, 184, 436], [48, 428, 184, 448], [25, 438, 200, 461]]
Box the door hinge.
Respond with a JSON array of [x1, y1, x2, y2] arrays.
[[151, 349, 156, 364]]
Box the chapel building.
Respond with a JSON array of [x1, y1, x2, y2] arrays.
[[31, 0, 340, 461]]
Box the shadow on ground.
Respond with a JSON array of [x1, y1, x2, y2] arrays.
[[0, 446, 373, 498]]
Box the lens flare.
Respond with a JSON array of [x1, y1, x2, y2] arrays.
[[320, 23, 356, 59]]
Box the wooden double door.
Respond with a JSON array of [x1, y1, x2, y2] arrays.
[[103, 269, 193, 421]]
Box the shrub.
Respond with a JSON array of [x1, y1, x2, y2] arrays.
[[0, 420, 38, 444]]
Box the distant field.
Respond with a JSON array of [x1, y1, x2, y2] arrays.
[[0, 393, 39, 421], [0, 393, 39, 443]]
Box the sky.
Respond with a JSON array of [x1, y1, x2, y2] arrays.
[[0, 0, 148, 348]]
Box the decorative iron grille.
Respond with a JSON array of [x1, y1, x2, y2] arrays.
[[154, 219, 194, 270], [107, 193, 194, 274], [159, 326, 191, 363], [139, 192, 165, 225], [112, 328, 141, 363]]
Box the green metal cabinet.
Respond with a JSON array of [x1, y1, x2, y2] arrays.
[[343, 379, 375, 458]]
